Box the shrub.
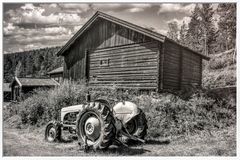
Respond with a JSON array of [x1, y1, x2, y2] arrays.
[[133, 92, 235, 138], [4, 81, 236, 138]]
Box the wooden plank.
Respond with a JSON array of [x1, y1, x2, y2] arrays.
[[90, 59, 157, 67], [178, 48, 183, 89], [90, 66, 157, 74], [90, 70, 157, 76], [90, 63, 157, 71], [90, 55, 157, 64], [90, 50, 157, 60], [89, 83, 157, 88], [89, 80, 157, 84], [90, 46, 158, 56], [90, 41, 157, 53]]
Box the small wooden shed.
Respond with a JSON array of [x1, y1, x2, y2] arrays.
[[48, 67, 63, 83], [57, 11, 209, 92], [10, 77, 59, 101]]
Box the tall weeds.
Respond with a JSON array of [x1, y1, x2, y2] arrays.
[[4, 81, 236, 138]]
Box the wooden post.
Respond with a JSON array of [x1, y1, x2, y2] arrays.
[[159, 43, 165, 90], [157, 43, 161, 92], [178, 48, 183, 90], [199, 58, 202, 87], [84, 50, 89, 82]]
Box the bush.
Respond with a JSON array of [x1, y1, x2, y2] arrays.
[[4, 81, 236, 138], [133, 92, 235, 138]]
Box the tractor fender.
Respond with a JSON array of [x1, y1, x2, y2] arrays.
[[113, 101, 140, 125]]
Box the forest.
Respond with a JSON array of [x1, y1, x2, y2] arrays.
[[3, 46, 63, 83], [167, 4, 236, 56]]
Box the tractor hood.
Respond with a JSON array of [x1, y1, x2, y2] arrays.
[[61, 104, 84, 122], [61, 104, 84, 113], [113, 101, 140, 124]]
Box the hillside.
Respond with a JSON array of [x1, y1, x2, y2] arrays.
[[3, 47, 63, 83], [202, 49, 236, 89]]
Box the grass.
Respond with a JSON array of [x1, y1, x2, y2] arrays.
[[3, 124, 236, 156], [202, 49, 236, 89]]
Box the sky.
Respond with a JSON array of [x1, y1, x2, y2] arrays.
[[3, 3, 216, 54]]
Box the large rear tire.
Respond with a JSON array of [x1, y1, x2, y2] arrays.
[[76, 102, 116, 150]]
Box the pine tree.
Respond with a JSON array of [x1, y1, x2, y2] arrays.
[[186, 4, 202, 53], [179, 21, 188, 47], [199, 4, 216, 55], [167, 21, 179, 42], [217, 3, 236, 51]]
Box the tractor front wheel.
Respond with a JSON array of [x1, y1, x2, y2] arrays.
[[45, 121, 62, 142]]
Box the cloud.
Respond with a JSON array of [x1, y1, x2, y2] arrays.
[[158, 4, 195, 15], [91, 4, 152, 13], [3, 23, 16, 35], [126, 4, 152, 13], [59, 4, 90, 12], [167, 16, 191, 28], [156, 29, 168, 35], [7, 4, 83, 25]]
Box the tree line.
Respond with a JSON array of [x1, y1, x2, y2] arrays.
[[4, 47, 63, 83], [167, 3, 236, 55]]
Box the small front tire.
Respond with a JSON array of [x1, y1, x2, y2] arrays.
[[45, 121, 62, 142]]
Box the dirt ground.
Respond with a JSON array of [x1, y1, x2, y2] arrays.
[[3, 124, 236, 156]]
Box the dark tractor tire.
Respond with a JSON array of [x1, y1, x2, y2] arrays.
[[45, 121, 62, 142], [76, 102, 116, 150], [124, 109, 148, 142]]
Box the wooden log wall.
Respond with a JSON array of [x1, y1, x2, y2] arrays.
[[63, 18, 154, 80], [88, 41, 159, 89], [162, 40, 202, 90], [162, 40, 181, 89], [181, 48, 202, 88]]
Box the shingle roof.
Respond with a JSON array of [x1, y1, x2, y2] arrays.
[[13, 77, 59, 87], [48, 67, 63, 75], [3, 83, 11, 92], [57, 11, 209, 60]]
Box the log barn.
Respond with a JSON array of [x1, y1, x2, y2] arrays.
[[57, 11, 209, 92]]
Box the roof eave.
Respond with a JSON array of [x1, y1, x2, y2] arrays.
[[57, 11, 166, 56]]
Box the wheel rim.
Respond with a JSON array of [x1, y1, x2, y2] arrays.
[[126, 118, 137, 134], [47, 126, 56, 142], [84, 117, 101, 141], [79, 111, 101, 145]]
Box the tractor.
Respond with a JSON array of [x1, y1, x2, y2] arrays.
[[45, 93, 148, 150]]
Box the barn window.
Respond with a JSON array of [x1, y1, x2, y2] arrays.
[[100, 58, 109, 67]]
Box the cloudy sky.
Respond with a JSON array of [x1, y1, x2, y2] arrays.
[[3, 3, 209, 54]]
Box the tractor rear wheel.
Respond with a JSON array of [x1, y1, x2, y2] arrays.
[[45, 121, 61, 142], [76, 102, 116, 150], [125, 109, 148, 141]]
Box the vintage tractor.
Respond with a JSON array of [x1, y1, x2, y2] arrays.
[[45, 93, 148, 150]]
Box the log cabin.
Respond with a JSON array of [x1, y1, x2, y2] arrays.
[[57, 11, 209, 92], [48, 67, 64, 83]]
